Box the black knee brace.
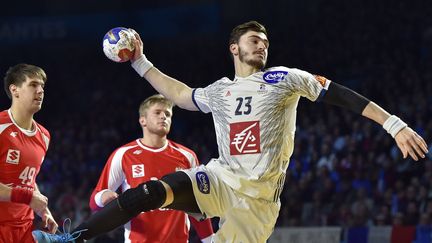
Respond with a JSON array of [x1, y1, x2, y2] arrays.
[[117, 180, 166, 216]]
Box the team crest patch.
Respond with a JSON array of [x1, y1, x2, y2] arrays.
[[263, 71, 288, 84], [196, 172, 210, 194], [6, 149, 20, 164], [132, 164, 145, 178]]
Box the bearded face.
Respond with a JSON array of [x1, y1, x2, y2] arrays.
[[233, 31, 269, 70], [238, 46, 267, 70]]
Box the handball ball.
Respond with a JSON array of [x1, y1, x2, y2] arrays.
[[102, 27, 136, 62]]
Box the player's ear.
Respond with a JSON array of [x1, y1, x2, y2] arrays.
[[10, 84, 18, 98], [139, 116, 146, 127], [230, 43, 238, 56]]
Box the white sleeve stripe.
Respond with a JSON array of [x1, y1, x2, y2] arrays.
[[41, 133, 50, 151], [169, 144, 197, 168], [0, 123, 12, 134], [94, 189, 111, 207], [108, 145, 137, 191]]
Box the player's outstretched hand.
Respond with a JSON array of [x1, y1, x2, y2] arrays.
[[395, 127, 428, 161], [129, 29, 144, 62], [41, 210, 58, 233], [30, 190, 48, 216], [101, 190, 119, 206]]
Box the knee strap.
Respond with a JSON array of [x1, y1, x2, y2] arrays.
[[118, 180, 166, 215]]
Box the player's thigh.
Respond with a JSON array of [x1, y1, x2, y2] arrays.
[[182, 165, 236, 218], [161, 171, 200, 213], [215, 196, 280, 243]]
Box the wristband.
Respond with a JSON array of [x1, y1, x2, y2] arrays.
[[131, 54, 153, 77], [383, 115, 407, 138], [11, 187, 33, 205]]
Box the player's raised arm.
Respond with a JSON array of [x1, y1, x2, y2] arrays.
[[129, 29, 198, 111], [321, 81, 428, 161]]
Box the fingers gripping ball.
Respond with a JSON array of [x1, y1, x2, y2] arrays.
[[102, 27, 135, 62]]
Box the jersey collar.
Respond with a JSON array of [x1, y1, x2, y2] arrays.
[[136, 139, 168, 152], [8, 109, 37, 137]]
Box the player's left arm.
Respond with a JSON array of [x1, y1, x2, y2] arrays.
[[34, 184, 58, 233], [321, 82, 428, 161]]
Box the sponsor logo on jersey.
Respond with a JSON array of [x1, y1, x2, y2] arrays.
[[225, 90, 231, 97], [230, 121, 261, 155], [6, 149, 20, 164], [132, 164, 145, 178], [263, 71, 288, 84], [196, 172, 210, 194], [10, 132, 17, 137], [132, 149, 142, 155]]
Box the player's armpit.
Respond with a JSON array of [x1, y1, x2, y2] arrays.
[[321, 82, 370, 114]]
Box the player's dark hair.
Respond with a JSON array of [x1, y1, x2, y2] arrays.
[[139, 94, 174, 117], [229, 20, 267, 46], [3, 63, 47, 99]]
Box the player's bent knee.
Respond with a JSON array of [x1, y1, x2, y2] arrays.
[[118, 180, 167, 215]]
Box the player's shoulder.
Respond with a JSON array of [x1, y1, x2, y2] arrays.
[[211, 77, 232, 85], [265, 66, 290, 71], [115, 140, 140, 152], [0, 110, 11, 124], [219, 77, 233, 82], [264, 66, 306, 74], [263, 66, 311, 81], [168, 140, 195, 152], [168, 140, 199, 166], [107, 140, 140, 160], [34, 121, 50, 138], [168, 140, 197, 156]]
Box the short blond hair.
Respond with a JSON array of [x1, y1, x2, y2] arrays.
[[139, 94, 174, 117]]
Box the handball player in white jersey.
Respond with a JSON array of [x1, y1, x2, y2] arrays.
[[35, 21, 428, 243]]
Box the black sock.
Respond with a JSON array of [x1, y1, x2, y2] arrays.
[[73, 199, 138, 240]]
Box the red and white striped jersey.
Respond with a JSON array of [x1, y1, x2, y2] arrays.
[[0, 109, 50, 226], [89, 139, 212, 242]]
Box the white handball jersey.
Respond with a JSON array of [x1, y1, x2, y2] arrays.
[[192, 66, 330, 202]]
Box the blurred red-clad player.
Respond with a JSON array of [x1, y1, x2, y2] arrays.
[[89, 94, 214, 243], [0, 64, 58, 242]]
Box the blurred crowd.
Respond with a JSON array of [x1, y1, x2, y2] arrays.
[[1, 0, 432, 241]]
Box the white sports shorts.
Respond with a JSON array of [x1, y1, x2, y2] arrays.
[[182, 162, 280, 243]]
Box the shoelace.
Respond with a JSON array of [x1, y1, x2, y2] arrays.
[[56, 218, 88, 242]]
